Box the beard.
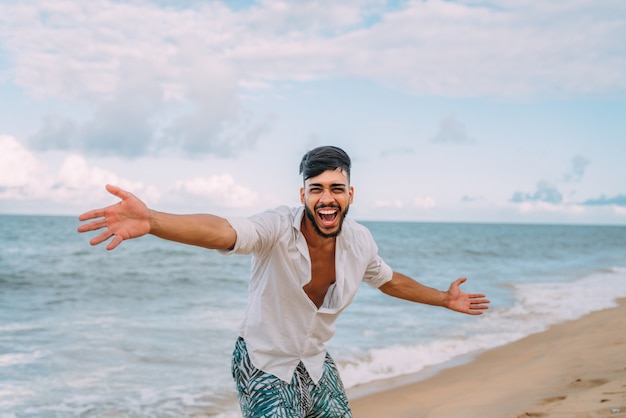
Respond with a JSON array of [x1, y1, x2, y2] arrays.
[[304, 203, 350, 239]]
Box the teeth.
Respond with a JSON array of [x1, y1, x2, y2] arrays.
[[319, 209, 337, 214]]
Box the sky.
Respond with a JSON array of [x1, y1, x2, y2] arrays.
[[0, 0, 625, 225]]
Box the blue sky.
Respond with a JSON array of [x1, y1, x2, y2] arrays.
[[0, 0, 625, 224]]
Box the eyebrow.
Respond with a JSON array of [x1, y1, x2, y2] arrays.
[[307, 182, 347, 189]]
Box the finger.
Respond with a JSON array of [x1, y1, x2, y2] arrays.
[[106, 184, 133, 200], [78, 209, 106, 222], [77, 219, 108, 233], [468, 294, 487, 300], [454, 277, 467, 286], [106, 234, 124, 251], [89, 229, 114, 246], [469, 304, 489, 313]]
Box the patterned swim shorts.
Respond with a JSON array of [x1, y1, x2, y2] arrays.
[[231, 337, 353, 418]]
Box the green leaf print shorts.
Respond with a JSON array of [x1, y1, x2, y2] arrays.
[[232, 337, 353, 418]]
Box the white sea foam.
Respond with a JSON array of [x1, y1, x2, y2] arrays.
[[338, 266, 626, 390], [214, 412, 245, 418], [3, 217, 625, 417], [0, 323, 39, 332], [0, 351, 43, 367]]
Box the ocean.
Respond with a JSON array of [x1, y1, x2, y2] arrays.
[[1, 214, 626, 417]]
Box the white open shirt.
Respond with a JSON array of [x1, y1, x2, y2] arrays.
[[221, 206, 393, 383]]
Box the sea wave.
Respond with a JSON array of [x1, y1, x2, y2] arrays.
[[337, 265, 626, 390]]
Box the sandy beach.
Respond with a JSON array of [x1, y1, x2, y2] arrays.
[[350, 298, 626, 418]]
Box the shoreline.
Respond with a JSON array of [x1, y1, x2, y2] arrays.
[[349, 298, 626, 418]]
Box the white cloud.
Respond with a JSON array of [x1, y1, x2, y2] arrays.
[[563, 155, 591, 182], [334, 0, 626, 97], [615, 206, 626, 216], [174, 174, 259, 208], [2, 0, 624, 102], [373, 199, 403, 208], [582, 194, 626, 207], [0, 134, 263, 213], [0, 0, 624, 160], [0, 0, 624, 224], [0, 135, 159, 205], [461, 195, 484, 203], [513, 201, 586, 216], [0, 135, 45, 191], [54, 154, 161, 204], [413, 196, 436, 209], [432, 114, 475, 144], [511, 181, 563, 204], [0, 1, 266, 157]]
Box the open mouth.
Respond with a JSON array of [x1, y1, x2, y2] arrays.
[[317, 207, 339, 227]]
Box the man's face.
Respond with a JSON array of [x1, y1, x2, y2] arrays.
[[300, 168, 354, 238]]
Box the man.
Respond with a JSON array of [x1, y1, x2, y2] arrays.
[[78, 145, 489, 417]]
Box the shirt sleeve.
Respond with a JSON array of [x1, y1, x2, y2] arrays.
[[217, 216, 260, 255], [218, 208, 287, 256], [363, 255, 393, 288]]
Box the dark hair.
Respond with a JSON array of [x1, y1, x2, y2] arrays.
[[299, 146, 351, 181]]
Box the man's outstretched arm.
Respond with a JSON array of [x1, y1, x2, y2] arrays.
[[378, 273, 490, 315], [77, 184, 237, 251]]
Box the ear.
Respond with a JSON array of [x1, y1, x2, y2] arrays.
[[300, 187, 305, 204], [349, 186, 354, 204]]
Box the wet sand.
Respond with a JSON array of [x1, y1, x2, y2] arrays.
[[350, 299, 626, 418]]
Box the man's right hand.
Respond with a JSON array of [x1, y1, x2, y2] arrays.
[[77, 184, 151, 250]]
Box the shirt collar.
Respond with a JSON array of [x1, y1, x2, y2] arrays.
[[293, 206, 305, 231]]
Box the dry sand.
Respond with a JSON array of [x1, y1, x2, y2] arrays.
[[350, 298, 626, 418]]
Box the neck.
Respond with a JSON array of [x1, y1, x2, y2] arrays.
[[301, 214, 336, 248]]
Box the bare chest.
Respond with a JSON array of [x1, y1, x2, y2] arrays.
[[302, 247, 336, 308]]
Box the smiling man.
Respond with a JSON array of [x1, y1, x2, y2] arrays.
[[78, 145, 490, 418]]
